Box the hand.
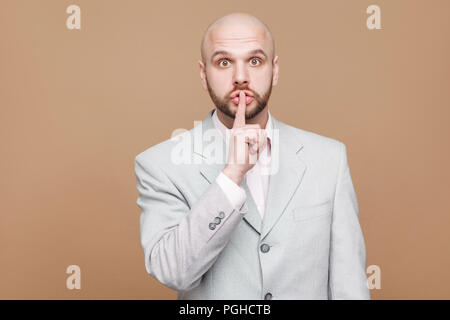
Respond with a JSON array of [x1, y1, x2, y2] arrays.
[[222, 91, 267, 185]]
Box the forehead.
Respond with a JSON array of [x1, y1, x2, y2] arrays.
[[206, 24, 270, 57]]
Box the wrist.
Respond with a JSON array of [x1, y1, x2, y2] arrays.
[[222, 165, 245, 186]]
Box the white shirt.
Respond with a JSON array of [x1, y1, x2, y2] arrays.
[[212, 109, 273, 218]]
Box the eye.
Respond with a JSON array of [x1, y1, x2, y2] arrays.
[[218, 59, 230, 67], [250, 58, 261, 66]]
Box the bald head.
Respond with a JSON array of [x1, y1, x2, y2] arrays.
[[200, 12, 275, 64]]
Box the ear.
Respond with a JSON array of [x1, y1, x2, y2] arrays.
[[272, 55, 279, 86], [198, 59, 208, 91]]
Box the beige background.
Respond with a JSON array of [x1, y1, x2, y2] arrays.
[[1, 0, 449, 299]]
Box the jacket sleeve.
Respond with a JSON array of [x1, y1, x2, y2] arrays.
[[134, 156, 247, 291], [328, 143, 370, 299]]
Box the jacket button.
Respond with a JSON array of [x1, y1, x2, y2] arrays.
[[260, 243, 270, 253], [208, 223, 216, 230], [218, 211, 225, 218], [264, 292, 272, 300], [214, 217, 221, 224]]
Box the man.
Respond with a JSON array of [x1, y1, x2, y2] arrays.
[[134, 12, 370, 300]]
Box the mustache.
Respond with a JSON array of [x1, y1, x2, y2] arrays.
[[227, 88, 259, 100]]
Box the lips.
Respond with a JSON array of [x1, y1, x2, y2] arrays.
[[231, 90, 254, 99], [232, 94, 254, 105], [231, 90, 254, 105]]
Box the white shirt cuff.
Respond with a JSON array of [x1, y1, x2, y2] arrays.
[[216, 171, 246, 209]]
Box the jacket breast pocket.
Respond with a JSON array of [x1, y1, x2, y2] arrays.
[[292, 200, 333, 222]]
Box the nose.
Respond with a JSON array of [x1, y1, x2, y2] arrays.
[[232, 61, 249, 87]]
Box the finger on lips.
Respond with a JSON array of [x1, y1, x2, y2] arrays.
[[232, 91, 247, 129], [230, 90, 267, 156]]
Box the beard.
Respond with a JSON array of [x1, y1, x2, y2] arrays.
[[206, 77, 273, 120]]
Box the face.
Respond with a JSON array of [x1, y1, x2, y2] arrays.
[[199, 24, 279, 120]]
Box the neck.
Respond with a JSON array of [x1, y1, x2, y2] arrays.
[[216, 108, 269, 129]]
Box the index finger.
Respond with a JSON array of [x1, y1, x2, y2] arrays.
[[232, 91, 246, 128]]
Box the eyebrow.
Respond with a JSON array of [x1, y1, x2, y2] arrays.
[[211, 49, 268, 62]]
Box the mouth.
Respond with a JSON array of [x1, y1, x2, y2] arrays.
[[230, 90, 254, 105]]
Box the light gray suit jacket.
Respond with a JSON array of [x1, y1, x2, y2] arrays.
[[134, 110, 370, 300]]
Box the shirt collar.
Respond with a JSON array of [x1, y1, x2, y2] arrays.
[[211, 109, 274, 143]]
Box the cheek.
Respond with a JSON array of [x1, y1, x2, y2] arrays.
[[250, 68, 273, 90], [207, 70, 232, 93]]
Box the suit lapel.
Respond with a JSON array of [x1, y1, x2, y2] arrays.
[[194, 110, 263, 234], [260, 117, 307, 241], [241, 180, 262, 234], [194, 109, 225, 184]]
